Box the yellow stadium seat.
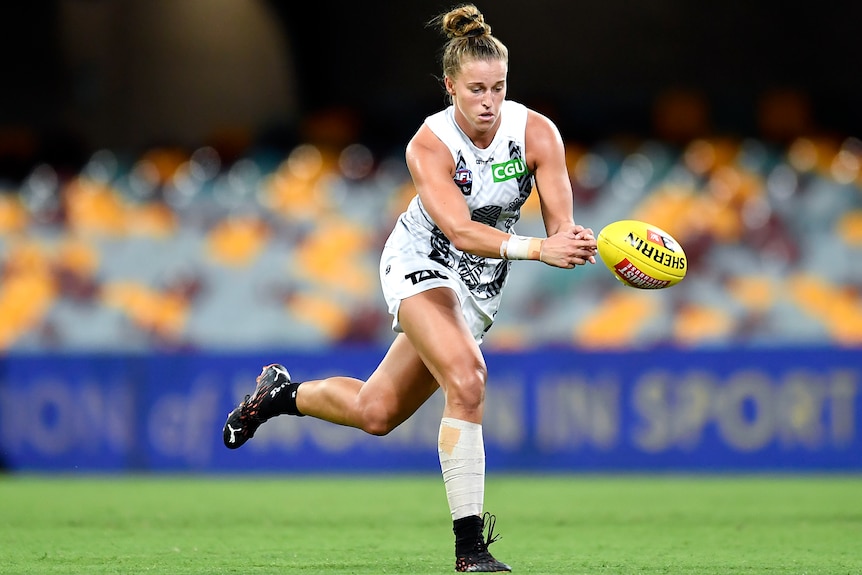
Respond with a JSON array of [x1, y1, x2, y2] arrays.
[[574, 291, 658, 348], [206, 216, 270, 267], [286, 291, 351, 341], [64, 178, 127, 236], [101, 281, 188, 339], [787, 274, 862, 345], [673, 304, 735, 345], [836, 211, 862, 246], [294, 217, 374, 297], [727, 275, 776, 312], [0, 194, 28, 234]]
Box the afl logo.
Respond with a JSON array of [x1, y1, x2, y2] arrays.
[[454, 169, 473, 186]]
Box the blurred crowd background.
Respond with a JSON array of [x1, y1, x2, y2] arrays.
[[1, 0, 861, 352]]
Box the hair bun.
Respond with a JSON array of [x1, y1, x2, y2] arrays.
[[442, 5, 490, 39]]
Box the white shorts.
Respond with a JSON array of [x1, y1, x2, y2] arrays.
[[379, 246, 503, 344]]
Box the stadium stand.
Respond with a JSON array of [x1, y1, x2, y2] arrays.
[[0, 133, 860, 352]]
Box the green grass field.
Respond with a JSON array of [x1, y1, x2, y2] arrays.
[[1, 474, 860, 574]]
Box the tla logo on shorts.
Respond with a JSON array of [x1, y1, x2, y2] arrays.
[[492, 158, 527, 182], [404, 269, 447, 285]]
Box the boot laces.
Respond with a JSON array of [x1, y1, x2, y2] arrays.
[[476, 512, 501, 557]]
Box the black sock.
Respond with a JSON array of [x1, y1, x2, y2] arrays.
[[262, 382, 305, 418], [453, 515, 483, 556]]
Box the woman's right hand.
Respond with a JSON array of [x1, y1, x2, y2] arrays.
[[539, 226, 598, 268]]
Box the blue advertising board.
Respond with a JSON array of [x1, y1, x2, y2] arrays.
[[0, 348, 859, 472]]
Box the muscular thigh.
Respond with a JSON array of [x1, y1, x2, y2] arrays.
[[396, 287, 486, 395], [358, 287, 485, 428], [357, 332, 440, 429]]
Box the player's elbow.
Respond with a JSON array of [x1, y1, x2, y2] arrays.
[[441, 225, 474, 253]]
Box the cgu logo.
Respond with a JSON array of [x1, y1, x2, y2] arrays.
[[492, 158, 527, 182]]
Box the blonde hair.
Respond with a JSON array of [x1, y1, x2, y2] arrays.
[[429, 4, 509, 81]]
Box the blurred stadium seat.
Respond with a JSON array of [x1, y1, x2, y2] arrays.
[[1, 133, 860, 352]]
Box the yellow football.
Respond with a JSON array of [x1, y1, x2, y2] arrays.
[[596, 220, 687, 289]]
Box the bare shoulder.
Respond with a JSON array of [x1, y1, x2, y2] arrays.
[[406, 124, 453, 171], [525, 109, 565, 167], [526, 109, 564, 144]]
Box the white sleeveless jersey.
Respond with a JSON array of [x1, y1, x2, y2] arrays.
[[384, 100, 534, 304]]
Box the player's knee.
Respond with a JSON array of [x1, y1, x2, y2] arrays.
[[362, 421, 395, 437], [358, 403, 399, 436], [361, 417, 398, 437], [444, 363, 488, 412]]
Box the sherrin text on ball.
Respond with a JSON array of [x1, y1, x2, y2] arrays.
[[596, 220, 686, 289]]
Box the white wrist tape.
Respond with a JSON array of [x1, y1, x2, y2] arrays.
[[501, 235, 543, 260]]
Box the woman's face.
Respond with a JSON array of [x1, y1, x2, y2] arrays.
[[446, 58, 508, 140]]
